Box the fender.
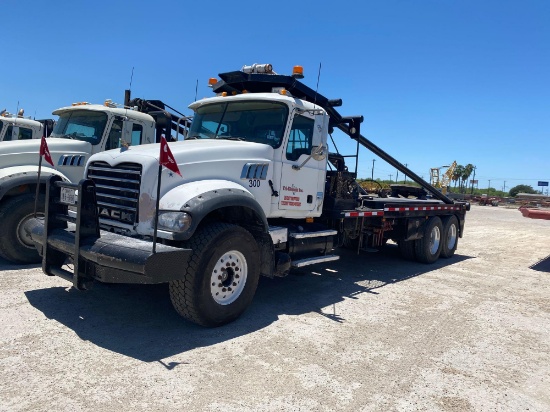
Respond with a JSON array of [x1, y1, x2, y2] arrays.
[[0, 166, 71, 201], [159, 179, 269, 240]]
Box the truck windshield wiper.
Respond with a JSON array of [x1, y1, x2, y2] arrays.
[[218, 136, 244, 141]]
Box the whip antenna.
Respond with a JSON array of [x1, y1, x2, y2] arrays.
[[129, 67, 134, 91], [313, 62, 322, 107], [194, 79, 198, 102]]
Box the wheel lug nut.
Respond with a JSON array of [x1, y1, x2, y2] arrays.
[[233, 282, 237, 286], [222, 288, 227, 292]]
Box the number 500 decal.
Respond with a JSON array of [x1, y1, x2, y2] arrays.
[[249, 179, 261, 187]]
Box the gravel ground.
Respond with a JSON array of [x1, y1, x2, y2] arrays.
[[1, 205, 549, 411]]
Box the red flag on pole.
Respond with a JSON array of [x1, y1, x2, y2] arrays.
[[159, 135, 181, 176], [40, 136, 54, 167]]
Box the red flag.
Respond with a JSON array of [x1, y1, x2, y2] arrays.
[[40, 136, 54, 167], [159, 136, 181, 176]]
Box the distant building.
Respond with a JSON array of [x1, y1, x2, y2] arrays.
[[516, 193, 550, 207]]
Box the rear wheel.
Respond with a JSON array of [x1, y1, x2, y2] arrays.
[[169, 223, 260, 327], [0, 194, 43, 264], [440, 215, 459, 258], [414, 216, 443, 263]]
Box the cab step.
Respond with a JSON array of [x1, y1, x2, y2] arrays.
[[290, 230, 337, 239], [292, 255, 340, 268]]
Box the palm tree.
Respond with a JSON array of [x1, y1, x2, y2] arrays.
[[461, 164, 474, 193], [452, 165, 464, 190]]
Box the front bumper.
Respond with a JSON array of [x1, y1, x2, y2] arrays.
[[28, 218, 191, 286]]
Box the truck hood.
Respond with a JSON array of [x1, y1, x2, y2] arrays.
[[88, 139, 275, 228], [89, 139, 274, 171], [0, 138, 92, 167]]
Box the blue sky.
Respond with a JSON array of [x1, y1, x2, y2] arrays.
[[3, 0, 549, 192]]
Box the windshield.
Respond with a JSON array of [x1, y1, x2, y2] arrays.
[[188, 101, 288, 148], [50, 110, 108, 145]]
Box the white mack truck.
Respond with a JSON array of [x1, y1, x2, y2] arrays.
[[0, 93, 189, 264], [0, 109, 54, 141], [29, 64, 470, 327]]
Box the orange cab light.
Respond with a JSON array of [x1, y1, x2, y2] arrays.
[[280, 89, 287, 95], [221, 92, 228, 97], [208, 78, 218, 87], [292, 65, 304, 79]]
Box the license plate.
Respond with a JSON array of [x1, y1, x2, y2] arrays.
[[60, 187, 76, 205]]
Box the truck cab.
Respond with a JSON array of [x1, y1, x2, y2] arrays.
[[187, 91, 329, 218], [0, 109, 54, 142], [47, 102, 159, 181]]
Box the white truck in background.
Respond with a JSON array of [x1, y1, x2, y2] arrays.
[[0, 93, 189, 264], [0, 109, 54, 141]]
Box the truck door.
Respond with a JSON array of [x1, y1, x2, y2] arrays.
[[103, 119, 148, 152], [122, 121, 148, 147], [278, 111, 327, 215]]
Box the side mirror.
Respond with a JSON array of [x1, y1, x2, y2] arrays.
[[311, 143, 327, 161], [292, 143, 327, 170]]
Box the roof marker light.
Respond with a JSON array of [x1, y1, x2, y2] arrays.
[[292, 65, 304, 79], [208, 78, 218, 88]]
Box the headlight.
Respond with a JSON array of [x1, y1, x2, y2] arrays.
[[157, 211, 192, 233]]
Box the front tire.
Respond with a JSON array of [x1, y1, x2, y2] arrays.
[[440, 215, 459, 258], [0, 194, 43, 264], [169, 223, 260, 327], [414, 216, 443, 264]]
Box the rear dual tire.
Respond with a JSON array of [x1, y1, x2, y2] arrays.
[[440, 215, 459, 259], [414, 216, 443, 263]]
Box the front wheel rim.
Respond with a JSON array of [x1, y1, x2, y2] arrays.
[[210, 250, 247, 305]]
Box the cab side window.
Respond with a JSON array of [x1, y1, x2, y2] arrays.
[[131, 124, 143, 146], [286, 115, 314, 161], [0, 126, 31, 140], [106, 120, 123, 150], [18, 127, 33, 140], [3, 126, 14, 141]]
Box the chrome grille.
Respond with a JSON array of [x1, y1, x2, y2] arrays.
[[87, 161, 142, 225]]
